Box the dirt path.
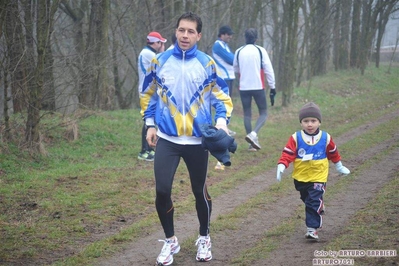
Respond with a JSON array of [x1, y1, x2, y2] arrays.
[[96, 109, 399, 266]]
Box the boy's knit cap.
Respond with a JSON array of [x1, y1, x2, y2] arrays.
[[299, 102, 322, 122]]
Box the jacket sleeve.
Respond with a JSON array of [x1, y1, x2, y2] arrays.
[[213, 42, 234, 65], [140, 57, 159, 122], [326, 134, 342, 163], [277, 134, 297, 168], [260, 47, 276, 89], [233, 49, 240, 74], [208, 59, 233, 124]]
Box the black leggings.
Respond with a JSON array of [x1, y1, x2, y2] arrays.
[[154, 138, 211, 238], [239, 89, 268, 134]]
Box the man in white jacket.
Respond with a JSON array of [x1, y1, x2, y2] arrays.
[[233, 28, 276, 151]]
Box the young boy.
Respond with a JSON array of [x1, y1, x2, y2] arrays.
[[276, 102, 350, 240]]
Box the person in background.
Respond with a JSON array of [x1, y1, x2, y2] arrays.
[[212, 25, 235, 98], [140, 12, 233, 265], [212, 25, 236, 170], [276, 102, 350, 240], [137, 31, 167, 161], [233, 28, 276, 152], [167, 33, 177, 51]]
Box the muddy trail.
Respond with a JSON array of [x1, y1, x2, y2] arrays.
[[96, 109, 399, 266]]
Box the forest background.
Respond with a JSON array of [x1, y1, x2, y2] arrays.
[[1, 0, 399, 154]]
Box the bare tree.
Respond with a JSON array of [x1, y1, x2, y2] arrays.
[[5, 1, 27, 113], [25, 0, 60, 153], [278, 0, 301, 107], [42, 0, 57, 111], [309, 0, 330, 77], [357, 0, 394, 75], [78, 0, 110, 109], [339, 0, 352, 70], [350, 0, 361, 68], [374, 1, 399, 68]]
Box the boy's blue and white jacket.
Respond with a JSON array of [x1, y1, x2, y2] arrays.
[[140, 44, 233, 145]]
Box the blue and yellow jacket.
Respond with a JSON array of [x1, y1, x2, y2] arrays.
[[140, 44, 233, 145]]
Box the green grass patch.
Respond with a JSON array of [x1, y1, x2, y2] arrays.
[[324, 175, 399, 266]]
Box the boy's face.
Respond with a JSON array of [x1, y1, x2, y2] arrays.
[[176, 19, 201, 51], [300, 117, 321, 134]]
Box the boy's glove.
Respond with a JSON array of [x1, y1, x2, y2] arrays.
[[269, 88, 276, 106], [276, 164, 286, 182], [335, 161, 350, 175]]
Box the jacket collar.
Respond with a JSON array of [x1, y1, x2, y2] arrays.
[[303, 128, 320, 136], [145, 45, 157, 53], [172, 44, 198, 60]]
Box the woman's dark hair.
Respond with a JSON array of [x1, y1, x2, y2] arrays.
[[176, 12, 202, 33]]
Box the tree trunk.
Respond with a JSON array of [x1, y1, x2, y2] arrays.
[[271, 0, 280, 85], [2, 59, 11, 142], [279, 0, 301, 107], [374, 1, 398, 68], [25, 0, 60, 153], [59, 0, 88, 110], [332, 1, 341, 71], [339, 0, 351, 69], [297, 0, 311, 84], [5, 1, 26, 113], [310, 0, 329, 77], [42, 0, 57, 111], [26, 0, 47, 151], [98, 0, 110, 110], [82, 0, 110, 109], [350, 0, 361, 68], [358, 0, 384, 75]]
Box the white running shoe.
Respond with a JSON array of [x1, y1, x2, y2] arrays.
[[195, 235, 212, 262], [245, 132, 261, 150], [305, 228, 319, 240], [156, 237, 180, 266]]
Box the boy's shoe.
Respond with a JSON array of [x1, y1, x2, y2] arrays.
[[149, 150, 155, 156], [138, 151, 154, 162], [245, 132, 261, 150], [156, 237, 180, 266], [248, 144, 257, 152], [228, 129, 236, 137], [305, 228, 319, 240], [214, 161, 225, 170], [195, 235, 212, 262]]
